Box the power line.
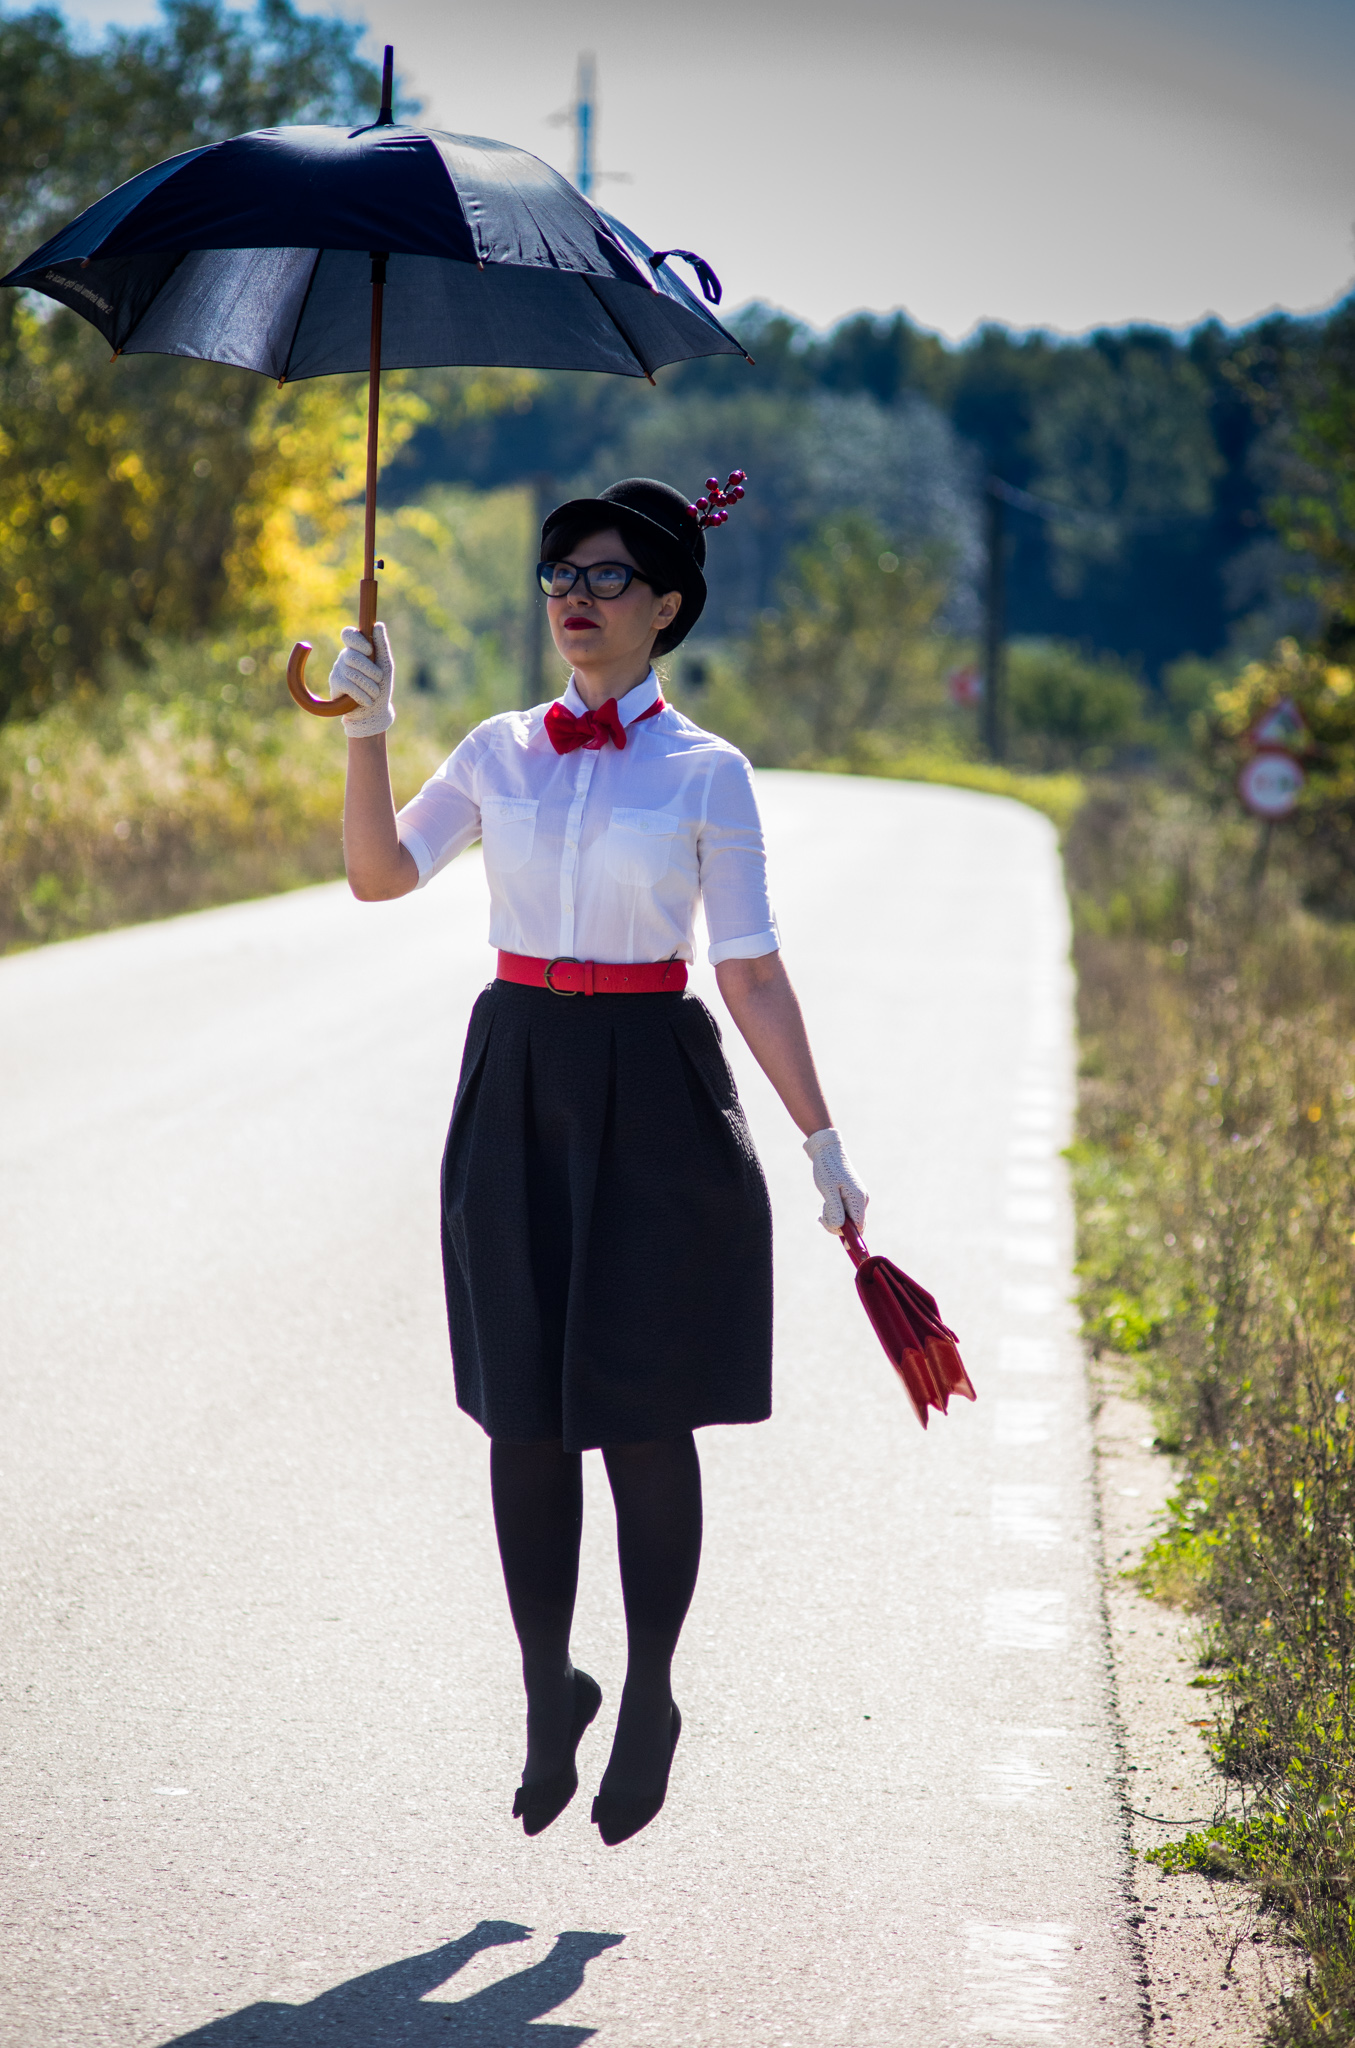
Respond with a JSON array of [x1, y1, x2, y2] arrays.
[[987, 474, 1109, 529], [988, 473, 1184, 536]]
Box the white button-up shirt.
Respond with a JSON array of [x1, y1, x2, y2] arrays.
[[396, 670, 780, 966]]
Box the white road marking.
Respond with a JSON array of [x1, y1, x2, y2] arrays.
[[1005, 1196, 1056, 1224], [999, 1337, 1059, 1374], [963, 1921, 1074, 2040], [1013, 1107, 1057, 1131], [1003, 1283, 1060, 1315], [985, 1591, 1070, 1651], [995, 1401, 1058, 1447], [1009, 1135, 1059, 1161], [992, 1485, 1063, 1548], [978, 1753, 1055, 1805], [1005, 1234, 1057, 1266]]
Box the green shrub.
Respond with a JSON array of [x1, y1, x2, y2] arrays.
[[737, 512, 960, 763], [1006, 639, 1150, 770]]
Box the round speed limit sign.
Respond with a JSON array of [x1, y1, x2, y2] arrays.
[[1238, 750, 1305, 820]]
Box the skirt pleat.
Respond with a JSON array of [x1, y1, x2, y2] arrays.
[[441, 980, 773, 1450]]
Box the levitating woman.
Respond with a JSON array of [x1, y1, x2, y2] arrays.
[[335, 474, 868, 1844]]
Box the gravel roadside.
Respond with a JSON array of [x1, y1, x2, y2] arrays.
[[1092, 1353, 1300, 2043]]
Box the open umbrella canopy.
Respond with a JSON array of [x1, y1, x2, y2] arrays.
[[0, 120, 747, 381]]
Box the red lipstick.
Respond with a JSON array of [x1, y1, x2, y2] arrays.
[[563, 614, 599, 630]]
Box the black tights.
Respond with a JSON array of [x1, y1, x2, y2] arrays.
[[490, 1435, 702, 1794]]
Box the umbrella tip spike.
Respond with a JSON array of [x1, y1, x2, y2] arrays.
[[378, 44, 394, 124]]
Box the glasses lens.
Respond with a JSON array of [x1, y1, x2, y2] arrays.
[[539, 562, 577, 597], [584, 564, 632, 599]]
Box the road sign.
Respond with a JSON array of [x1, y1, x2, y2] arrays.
[[1248, 696, 1309, 753], [1238, 750, 1305, 820]]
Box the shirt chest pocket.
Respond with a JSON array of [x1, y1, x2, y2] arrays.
[[480, 795, 539, 875], [604, 806, 682, 888]]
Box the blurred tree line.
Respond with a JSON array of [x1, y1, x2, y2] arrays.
[[394, 299, 1341, 691]]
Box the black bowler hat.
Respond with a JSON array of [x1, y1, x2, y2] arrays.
[[541, 477, 707, 650]]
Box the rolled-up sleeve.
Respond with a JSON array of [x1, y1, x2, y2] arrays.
[[396, 733, 483, 887], [698, 752, 780, 965]]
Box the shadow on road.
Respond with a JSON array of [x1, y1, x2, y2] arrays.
[[158, 1920, 625, 2046]]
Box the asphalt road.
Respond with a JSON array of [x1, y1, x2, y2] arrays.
[[0, 770, 1142, 2047]]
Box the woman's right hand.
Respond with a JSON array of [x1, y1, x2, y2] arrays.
[[331, 621, 395, 737]]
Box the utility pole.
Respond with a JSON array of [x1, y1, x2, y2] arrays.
[[983, 480, 1006, 762], [524, 471, 555, 708], [574, 53, 595, 197], [551, 53, 628, 199]]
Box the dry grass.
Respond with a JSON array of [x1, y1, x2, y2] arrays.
[[0, 641, 471, 951], [1070, 780, 1355, 2041]]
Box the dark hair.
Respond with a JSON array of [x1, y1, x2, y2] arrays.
[[542, 510, 688, 658]]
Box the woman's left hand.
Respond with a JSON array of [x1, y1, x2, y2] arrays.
[[803, 1127, 869, 1234]]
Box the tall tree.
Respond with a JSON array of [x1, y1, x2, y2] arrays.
[[1268, 296, 1355, 657], [0, 0, 397, 721], [0, 0, 383, 269]]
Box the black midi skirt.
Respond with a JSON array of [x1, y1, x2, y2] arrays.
[[441, 979, 773, 1451]]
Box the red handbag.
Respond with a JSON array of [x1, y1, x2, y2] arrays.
[[840, 1219, 976, 1428]]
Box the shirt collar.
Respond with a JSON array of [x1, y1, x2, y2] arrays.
[[560, 669, 662, 724]]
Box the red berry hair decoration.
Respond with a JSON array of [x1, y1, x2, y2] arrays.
[[687, 470, 747, 530]]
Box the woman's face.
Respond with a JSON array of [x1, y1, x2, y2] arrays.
[[546, 526, 682, 673]]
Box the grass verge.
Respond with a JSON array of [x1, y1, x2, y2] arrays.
[[0, 642, 472, 951], [1071, 779, 1355, 2041], [843, 744, 1084, 833]]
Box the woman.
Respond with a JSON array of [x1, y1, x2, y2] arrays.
[[335, 475, 868, 1846]]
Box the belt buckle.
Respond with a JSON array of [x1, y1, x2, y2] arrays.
[[543, 956, 580, 996]]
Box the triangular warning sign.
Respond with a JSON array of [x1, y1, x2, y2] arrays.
[[1250, 696, 1309, 751]]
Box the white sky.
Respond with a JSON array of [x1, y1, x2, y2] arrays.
[[64, 0, 1355, 339]]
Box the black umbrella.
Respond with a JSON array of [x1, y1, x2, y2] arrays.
[[1, 47, 748, 713]]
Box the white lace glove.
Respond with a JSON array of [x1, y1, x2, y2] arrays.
[[804, 1126, 869, 1234], [329, 622, 395, 737]]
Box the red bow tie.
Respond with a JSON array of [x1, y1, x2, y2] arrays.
[[544, 694, 664, 755]]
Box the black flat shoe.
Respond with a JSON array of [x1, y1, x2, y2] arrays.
[[512, 1668, 602, 1837], [591, 1702, 682, 1847]]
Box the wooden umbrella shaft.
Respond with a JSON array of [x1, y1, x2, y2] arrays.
[[359, 254, 387, 643], [284, 253, 389, 717]]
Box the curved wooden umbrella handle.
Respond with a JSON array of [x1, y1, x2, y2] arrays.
[[287, 640, 357, 718]]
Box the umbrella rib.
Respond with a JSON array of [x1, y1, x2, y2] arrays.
[[114, 252, 188, 353], [580, 276, 656, 384], [278, 249, 324, 385]]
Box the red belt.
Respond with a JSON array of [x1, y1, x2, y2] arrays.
[[497, 950, 688, 996]]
